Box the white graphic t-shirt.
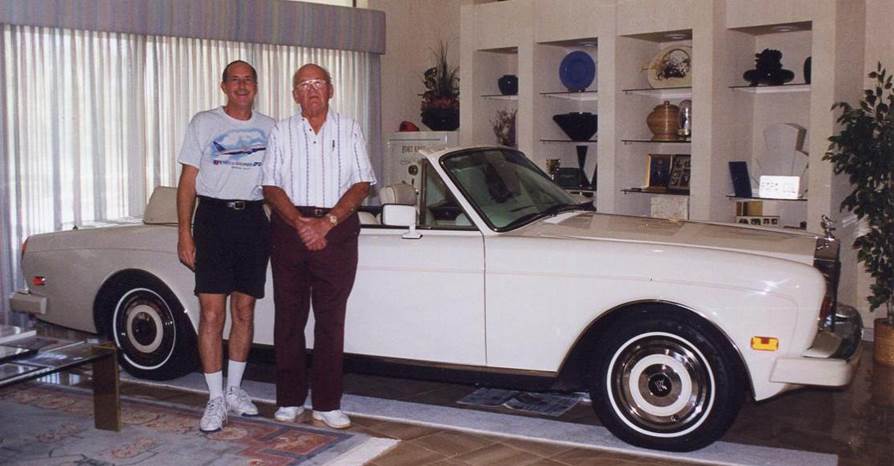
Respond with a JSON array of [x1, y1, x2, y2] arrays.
[[178, 106, 276, 200]]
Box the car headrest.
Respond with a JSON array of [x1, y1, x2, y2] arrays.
[[143, 186, 178, 224], [378, 183, 416, 206]]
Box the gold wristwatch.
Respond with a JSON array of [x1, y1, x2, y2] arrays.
[[326, 214, 338, 226]]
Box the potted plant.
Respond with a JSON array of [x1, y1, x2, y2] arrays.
[[420, 41, 459, 131], [825, 63, 894, 365]]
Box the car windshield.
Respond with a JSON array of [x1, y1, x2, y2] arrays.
[[441, 148, 590, 231]]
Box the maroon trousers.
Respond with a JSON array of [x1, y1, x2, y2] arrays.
[[270, 209, 360, 410]]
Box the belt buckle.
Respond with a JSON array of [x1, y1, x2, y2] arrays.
[[313, 208, 325, 217], [230, 200, 246, 210]]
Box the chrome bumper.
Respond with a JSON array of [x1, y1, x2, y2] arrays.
[[770, 305, 863, 386], [9, 290, 47, 315]]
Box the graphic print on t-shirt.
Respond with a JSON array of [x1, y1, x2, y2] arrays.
[[210, 129, 268, 168]]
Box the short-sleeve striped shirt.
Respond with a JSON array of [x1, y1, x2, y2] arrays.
[[261, 110, 377, 207]]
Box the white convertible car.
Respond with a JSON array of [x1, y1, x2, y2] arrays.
[[10, 146, 861, 451]]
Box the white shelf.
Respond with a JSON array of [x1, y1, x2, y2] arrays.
[[622, 188, 689, 196], [622, 87, 692, 99], [540, 139, 597, 144], [730, 84, 810, 94], [540, 91, 598, 101], [728, 196, 807, 202], [621, 139, 690, 145], [480, 94, 518, 100]]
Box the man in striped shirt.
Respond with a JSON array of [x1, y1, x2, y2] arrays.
[[261, 63, 376, 429]]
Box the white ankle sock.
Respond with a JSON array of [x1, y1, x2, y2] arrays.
[[226, 360, 246, 389], [205, 371, 223, 399]]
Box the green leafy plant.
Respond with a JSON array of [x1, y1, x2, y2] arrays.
[[825, 62, 894, 323], [421, 41, 459, 111]]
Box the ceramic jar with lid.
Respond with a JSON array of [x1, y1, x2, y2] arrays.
[[647, 101, 680, 141]]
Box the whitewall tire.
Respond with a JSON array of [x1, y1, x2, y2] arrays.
[[591, 312, 744, 451]]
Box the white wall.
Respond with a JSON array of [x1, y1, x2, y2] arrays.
[[367, 0, 462, 138]]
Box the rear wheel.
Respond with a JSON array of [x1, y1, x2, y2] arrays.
[[590, 313, 744, 451], [101, 274, 197, 380]]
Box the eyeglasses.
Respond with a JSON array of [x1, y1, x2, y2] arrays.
[[295, 79, 328, 91]]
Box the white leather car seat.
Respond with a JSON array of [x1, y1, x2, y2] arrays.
[[358, 211, 378, 225], [143, 186, 178, 224], [378, 183, 417, 206]]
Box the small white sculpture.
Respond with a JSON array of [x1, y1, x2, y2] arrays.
[[757, 123, 809, 197]]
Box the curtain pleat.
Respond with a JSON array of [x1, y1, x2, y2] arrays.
[[0, 24, 375, 321]]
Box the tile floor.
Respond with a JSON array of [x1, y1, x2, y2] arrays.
[[30, 323, 894, 465]]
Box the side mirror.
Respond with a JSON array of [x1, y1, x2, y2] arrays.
[[381, 204, 421, 239]]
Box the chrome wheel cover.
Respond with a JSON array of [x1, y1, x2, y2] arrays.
[[606, 331, 715, 437], [112, 288, 176, 370]]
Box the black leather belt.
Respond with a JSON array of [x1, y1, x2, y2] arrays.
[[296, 206, 331, 218], [198, 195, 263, 210]]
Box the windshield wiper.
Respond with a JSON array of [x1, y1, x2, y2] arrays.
[[503, 202, 587, 230]]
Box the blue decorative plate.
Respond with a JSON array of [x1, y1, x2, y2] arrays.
[[559, 51, 596, 92]]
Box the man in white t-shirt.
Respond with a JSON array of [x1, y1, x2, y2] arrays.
[[176, 60, 275, 433]]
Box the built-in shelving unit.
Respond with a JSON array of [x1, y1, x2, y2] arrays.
[[460, 0, 861, 230]]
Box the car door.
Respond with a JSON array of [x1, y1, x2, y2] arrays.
[[344, 161, 486, 366]]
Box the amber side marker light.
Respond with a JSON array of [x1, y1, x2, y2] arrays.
[[31, 276, 46, 287], [751, 336, 779, 351]]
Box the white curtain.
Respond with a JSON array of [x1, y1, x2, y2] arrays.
[[0, 24, 374, 323]]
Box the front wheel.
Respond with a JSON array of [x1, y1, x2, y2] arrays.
[[103, 275, 198, 380], [590, 314, 744, 451]]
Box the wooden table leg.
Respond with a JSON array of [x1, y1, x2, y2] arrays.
[[92, 344, 121, 431]]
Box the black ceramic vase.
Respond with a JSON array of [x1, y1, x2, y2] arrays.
[[421, 107, 459, 131], [576, 146, 591, 189], [552, 112, 598, 141], [743, 49, 794, 86], [498, 74, 518, 95]]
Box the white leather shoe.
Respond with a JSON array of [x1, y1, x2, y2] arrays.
[[312, 409, 351, 429], [274, 406, 305, 422]]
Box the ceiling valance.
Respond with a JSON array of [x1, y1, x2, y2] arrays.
[[0, 0, 386, 54]]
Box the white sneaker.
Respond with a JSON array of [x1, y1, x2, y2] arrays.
[[274, 406, 305, 422], [225, 386, 258, 416], [312, 409, 351, 429], [199, 396, 228, 432]]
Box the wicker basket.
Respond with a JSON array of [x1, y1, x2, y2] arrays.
[[874, 318, 894, 367]]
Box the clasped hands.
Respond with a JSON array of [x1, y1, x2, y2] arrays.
[[293, 216, 332, 251]]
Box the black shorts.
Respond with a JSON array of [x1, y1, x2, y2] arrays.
[[193, 197, 270, 299]]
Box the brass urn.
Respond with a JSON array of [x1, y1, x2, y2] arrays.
[[647, 101, 680, 141]]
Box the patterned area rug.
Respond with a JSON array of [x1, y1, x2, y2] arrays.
[[0, 383, 397, 465]]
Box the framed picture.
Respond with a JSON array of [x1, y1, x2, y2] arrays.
[[736, 215, 780, 227], [645, 154, 672, 191], [668, 154, 691, 191]]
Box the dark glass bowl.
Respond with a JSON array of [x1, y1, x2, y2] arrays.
[[553, 112, 598, 141]]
